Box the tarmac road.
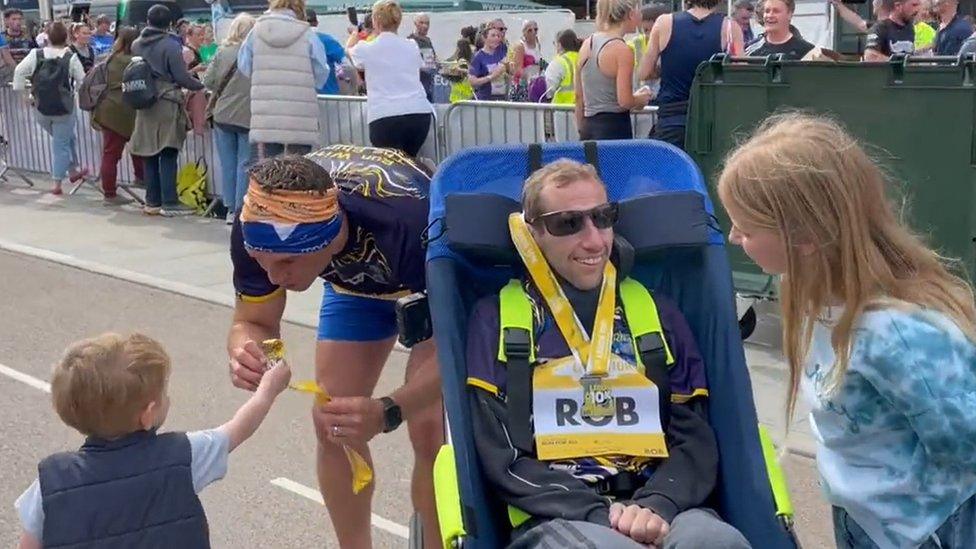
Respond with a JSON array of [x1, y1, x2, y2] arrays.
[[0, 250, 832, 548]]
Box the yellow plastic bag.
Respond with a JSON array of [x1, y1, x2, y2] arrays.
[[176, 158, 208, 214], [290, 379, 375, 494]]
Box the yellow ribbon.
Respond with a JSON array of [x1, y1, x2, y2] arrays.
[[508, 213, 616, 377], [289, 380, 374, 494]]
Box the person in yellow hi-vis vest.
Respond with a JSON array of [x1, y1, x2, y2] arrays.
[[465, 159, 751, 548], [443, 37, 475, 103], [543, 30, 581, 104], [628, 4, 669, 91]]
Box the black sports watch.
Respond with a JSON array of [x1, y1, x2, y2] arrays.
[[380, 397, 403, 433]]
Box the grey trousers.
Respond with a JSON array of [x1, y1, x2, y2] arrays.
[[510, 509, 751, 549]]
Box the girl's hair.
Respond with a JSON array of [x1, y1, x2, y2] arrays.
[[595, 0, 640, 30], [460, 25, 477, 43], [557, 29, 582, 52], [453, 38, 473, 62], [268, 0, 306, 20], [223, 13, 256, 47], [371, 0, 402, 31], [718, 113, 976, 420], [111, 26, 138, 55]]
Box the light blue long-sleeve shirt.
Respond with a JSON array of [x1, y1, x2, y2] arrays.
[[237, 10, 330, 90], [803, 304, 976, 548]]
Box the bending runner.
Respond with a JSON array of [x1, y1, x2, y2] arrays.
[[226, 146, 442, 548]]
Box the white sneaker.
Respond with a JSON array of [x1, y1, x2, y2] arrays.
[[226, 212, 234, 225]]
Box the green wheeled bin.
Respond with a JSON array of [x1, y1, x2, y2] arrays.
[[686, 54, 976, 298]]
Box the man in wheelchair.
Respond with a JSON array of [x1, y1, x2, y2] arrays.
[[464, 160, 751, 548]]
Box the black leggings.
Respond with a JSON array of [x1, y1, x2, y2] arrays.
[[579, 112, 633, 140], [368, 113, 432, 157], [144, 147, 179, 208]]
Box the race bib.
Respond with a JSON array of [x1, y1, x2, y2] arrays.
[[532, 355, 668, 461]]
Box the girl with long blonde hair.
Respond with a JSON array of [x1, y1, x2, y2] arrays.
[[718, 113, 976, 549]]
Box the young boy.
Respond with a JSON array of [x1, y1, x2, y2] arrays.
[[14, 332, 292, 548]]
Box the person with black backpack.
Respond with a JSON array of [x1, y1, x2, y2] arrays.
[[128, 4, 204, 217], [12, 21, 88, 195], [91, 27, 145, 206]]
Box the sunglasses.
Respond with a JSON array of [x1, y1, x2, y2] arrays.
[[494, 26, 508, 31], [530, 203, 619, 237]]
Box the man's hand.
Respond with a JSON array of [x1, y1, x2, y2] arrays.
[[316, 397, 385, 444], [610, 503, 670, 546], [229, 339, 268, 391]]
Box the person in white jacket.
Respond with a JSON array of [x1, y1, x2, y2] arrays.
[[13, 21, 87, 195]]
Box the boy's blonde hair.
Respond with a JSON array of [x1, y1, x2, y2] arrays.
[[52, 333, 171, 439], [718, 113, 976, 421], [522, 159, 602, 221], [372, 0, 403, 32]]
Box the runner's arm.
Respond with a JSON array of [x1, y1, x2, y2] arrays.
[[227, 293, 286, 391]]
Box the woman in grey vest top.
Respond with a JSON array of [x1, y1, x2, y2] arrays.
[[576, 0, 651, 140]]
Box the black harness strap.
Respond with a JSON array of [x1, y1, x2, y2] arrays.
[[635, 332, 672, 431], [503, 327, 536, 454]]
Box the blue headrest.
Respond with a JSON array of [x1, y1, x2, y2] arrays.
[[444, 191, 711, 266]]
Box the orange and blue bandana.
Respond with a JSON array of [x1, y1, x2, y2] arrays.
[[240, 182, 342, 254]]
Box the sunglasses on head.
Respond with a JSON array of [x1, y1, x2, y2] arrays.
[[530, 203, 619, 237]]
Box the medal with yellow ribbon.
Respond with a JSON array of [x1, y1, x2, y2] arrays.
[[261, 339, 374, 494], [508, 213, 617, 419]]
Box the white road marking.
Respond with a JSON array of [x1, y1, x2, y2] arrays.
[[0, 362, 51, 393], [270, 477, 410, 540]]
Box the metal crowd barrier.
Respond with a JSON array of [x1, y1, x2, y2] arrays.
[[0, 85, 216, 197], [0, 88, 659, 202], [439, 101, 658, 159]]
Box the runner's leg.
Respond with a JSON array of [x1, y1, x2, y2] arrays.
[[403, 338, 444, 549], [313, 337, 395, 549]]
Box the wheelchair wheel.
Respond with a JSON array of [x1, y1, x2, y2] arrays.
[[739, 305, 758, 340], [408, 512, 424, 549]]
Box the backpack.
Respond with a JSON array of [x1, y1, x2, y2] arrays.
[[78, 55, 111, 112], [29, 49, 74, 116], [120, 56, 158, 110]]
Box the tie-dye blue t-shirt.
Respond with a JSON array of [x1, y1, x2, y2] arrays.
[[802, 304, 976, 548]]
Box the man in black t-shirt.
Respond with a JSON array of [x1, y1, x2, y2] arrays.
[[864, 0, 920, 60], [408, 12, 437, 102], [745, 0, 815, 60]]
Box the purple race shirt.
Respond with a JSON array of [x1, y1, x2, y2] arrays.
[[469, 44, 509, 100], [465, 282, 710, 479], [231, 145, 431, 300]]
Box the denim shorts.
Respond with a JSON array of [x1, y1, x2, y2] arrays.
[[316, 283, 398, 342]]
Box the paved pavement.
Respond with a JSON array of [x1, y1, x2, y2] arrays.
[[0, 175, 831, 547]]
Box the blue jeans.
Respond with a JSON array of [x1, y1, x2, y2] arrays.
[[833, 493, 976, 549], [213, 126, 250, 213], [35, 111, 78, 180], [144, 147, 180, 208]]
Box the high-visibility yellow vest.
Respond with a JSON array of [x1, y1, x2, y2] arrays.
[[552, 51, 578, 105]]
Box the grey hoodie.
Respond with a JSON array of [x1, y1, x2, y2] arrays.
[[131, 26, 203, 91]]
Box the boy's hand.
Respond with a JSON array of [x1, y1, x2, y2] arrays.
[[258, 359, 292, 397]]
